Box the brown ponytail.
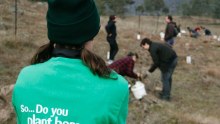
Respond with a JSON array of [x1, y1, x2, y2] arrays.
[[31, 42, 54, 64], [31, 42, 113, 79], [81, 48, 112, 78]]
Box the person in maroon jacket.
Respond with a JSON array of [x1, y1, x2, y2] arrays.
[[108, 52, 140, 79]]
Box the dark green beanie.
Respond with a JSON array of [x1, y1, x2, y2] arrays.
[[47, 0, 100, 45]]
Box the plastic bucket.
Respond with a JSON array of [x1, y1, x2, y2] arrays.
[[131, 81, 147, 99], [160, 32, 165, 40]]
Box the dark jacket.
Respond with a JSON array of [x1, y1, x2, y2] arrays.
[[164, 22, 175, 41], [148, 42, 177, 72], [106, 20, 117, 39], [204, 29, 211, 36]]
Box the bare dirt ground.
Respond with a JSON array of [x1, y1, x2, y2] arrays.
[[1, 0, 220, 124]]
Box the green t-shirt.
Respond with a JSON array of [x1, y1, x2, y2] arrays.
[[12, 57, 129, 124]]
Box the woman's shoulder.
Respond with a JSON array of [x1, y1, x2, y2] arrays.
[[100, 73, 129, 104], [105, 72, 129, 92]]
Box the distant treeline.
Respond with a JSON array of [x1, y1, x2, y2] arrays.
[[95, 0, 169, 15], [181, 0, 220, 19], [30, 0, 220, 19]]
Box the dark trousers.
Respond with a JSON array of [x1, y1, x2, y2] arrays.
[[161, 58, 178, 98], [165, 38, 174, 46], [107, 37, 118, 60]]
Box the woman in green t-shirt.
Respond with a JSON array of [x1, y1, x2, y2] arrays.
[[12, 0, 129, 124]]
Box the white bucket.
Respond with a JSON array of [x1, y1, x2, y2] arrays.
[[186, 56, 192, 64], [131, 81, 147, 100], [137, 34, 141, 40], [160, 32, 165, 40]]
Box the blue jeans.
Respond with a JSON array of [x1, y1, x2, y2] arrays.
[[161, 58, 178, 97], [166, 38, 174, 46]]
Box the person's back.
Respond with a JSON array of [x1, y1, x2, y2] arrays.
[[194, 26, 201, 32], [108, 54, 139, 79], [13, 57, 128, 124], [148, 42, 177, 72]]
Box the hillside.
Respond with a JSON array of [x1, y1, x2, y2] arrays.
[[1, 0, 220, 124]]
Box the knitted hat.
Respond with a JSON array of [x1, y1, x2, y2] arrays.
[[47, 0, 100, 45]]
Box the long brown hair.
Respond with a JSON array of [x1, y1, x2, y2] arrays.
[[31, 43, 54, 64], [81, 48, 111, 78], [31, 42, 112, 78]]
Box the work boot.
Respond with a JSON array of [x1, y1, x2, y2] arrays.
[[159, 95, 171, 101]]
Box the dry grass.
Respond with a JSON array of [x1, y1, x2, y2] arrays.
[[1, 0, 220, 124]]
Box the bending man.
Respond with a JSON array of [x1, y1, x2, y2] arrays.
[[140, 38, 178, 101]]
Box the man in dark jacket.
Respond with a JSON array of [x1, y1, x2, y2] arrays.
[[164, 15, 176, 46], [105, 15, 118, 64], [140, 38, 178, 101]]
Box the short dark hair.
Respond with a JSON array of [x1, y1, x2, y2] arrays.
[[127, 52, 139, 59], [140, 38, 152, 46], [167, 15, 173, 21]]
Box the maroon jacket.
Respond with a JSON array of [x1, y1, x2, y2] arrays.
[[108, 56, 138, 79]]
